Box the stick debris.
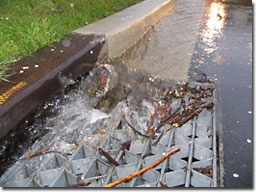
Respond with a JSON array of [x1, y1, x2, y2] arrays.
[[153, 102, 214, 146], [69, 181, 92, 187], [98, 147, 119, 166], [104, 147, 180, 187], [124, 116, 149, 138]]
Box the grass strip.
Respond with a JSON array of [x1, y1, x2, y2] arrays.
[[0, 0, 143, 81]]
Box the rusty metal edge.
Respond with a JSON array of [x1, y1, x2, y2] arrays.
[[0, 0, 179, 139], [0, 35, 105, 139]]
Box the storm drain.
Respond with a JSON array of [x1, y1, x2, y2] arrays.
[[0, 65, 219, 187]]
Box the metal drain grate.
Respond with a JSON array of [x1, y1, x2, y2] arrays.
[[0, 81, 218, 187]]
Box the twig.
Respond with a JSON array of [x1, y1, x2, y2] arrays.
[[1, 148, 63, 168], [160, 100, 206, 127], [104, 147, 180, 187], [23, 150, 64, 160], [152, 124, 175, 147], [164, 112, 185, 125], [158, 103, 181, 125], [123, 85, 129, 107], [188, 99, 200, 106], [120, 140, 132, 159], [3, 150, 63, 168], [120, 140, 131, 151], [154, 111, 182, 134], [124, 117, 149, 138], [146, 104, 171, 135], [149, 100, 188, 136], [69, 181, 92, 187], [120, 140, 131, 159], [156, 103, 170, 115], [98, 147, 119, 166], [153, 103, 214, 146], [160, 181, 168, 187], [67, 138, 88, 151], [163, 105, 172, 118], [24, 146, 52, 160], [117, 120, 123, 130], [177, 102, 214, 126]]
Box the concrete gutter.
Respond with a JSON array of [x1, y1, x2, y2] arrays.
[[74, 0, 178, 61], [0, 0, 177, 138]]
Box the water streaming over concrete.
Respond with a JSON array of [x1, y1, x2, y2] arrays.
[[0, 0, 252, 187], [114, 0, 206, 81]]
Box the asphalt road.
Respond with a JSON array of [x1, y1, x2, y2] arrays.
[[189, 0, 252, 188]]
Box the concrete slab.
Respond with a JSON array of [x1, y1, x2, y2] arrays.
[[111, 0, 207, 81], [74, 0, 178, 60]]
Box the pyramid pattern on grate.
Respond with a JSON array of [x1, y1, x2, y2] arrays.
[[0, 82, 218, 187]]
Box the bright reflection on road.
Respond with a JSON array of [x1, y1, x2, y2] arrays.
[[201, 2, 226, 54]]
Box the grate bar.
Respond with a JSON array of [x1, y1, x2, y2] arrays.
[[156, 129, 175, 187], [212, 92, 217, 187], [129, 139, 150, 187], [185, 118, 196, 187], [0, 81, 219, 188]]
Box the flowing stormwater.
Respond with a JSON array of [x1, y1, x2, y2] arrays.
[[0, 0, 223, 187], [0, 62, 218, 187]]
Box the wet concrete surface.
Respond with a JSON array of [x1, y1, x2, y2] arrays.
[[116, 0, 206, 81], [189, 0, 252, 188], [0, 0, 252, 187]]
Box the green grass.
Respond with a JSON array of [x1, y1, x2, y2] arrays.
[[0, 0, 143, 81]]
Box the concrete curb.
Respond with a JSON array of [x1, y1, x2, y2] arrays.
[[74, 0, 178, 61], [0, 0, 177, 138]]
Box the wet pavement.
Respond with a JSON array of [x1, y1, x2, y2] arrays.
[[189, 0, 252, 188], [0, 0, 252, 188]]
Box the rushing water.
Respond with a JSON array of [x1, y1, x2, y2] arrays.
[[0, 0, 252, 187], [0, 0, 208, 172], [0, 61, 179, 177]]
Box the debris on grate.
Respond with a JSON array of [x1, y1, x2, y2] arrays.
[[0, 64, 219, 187]]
